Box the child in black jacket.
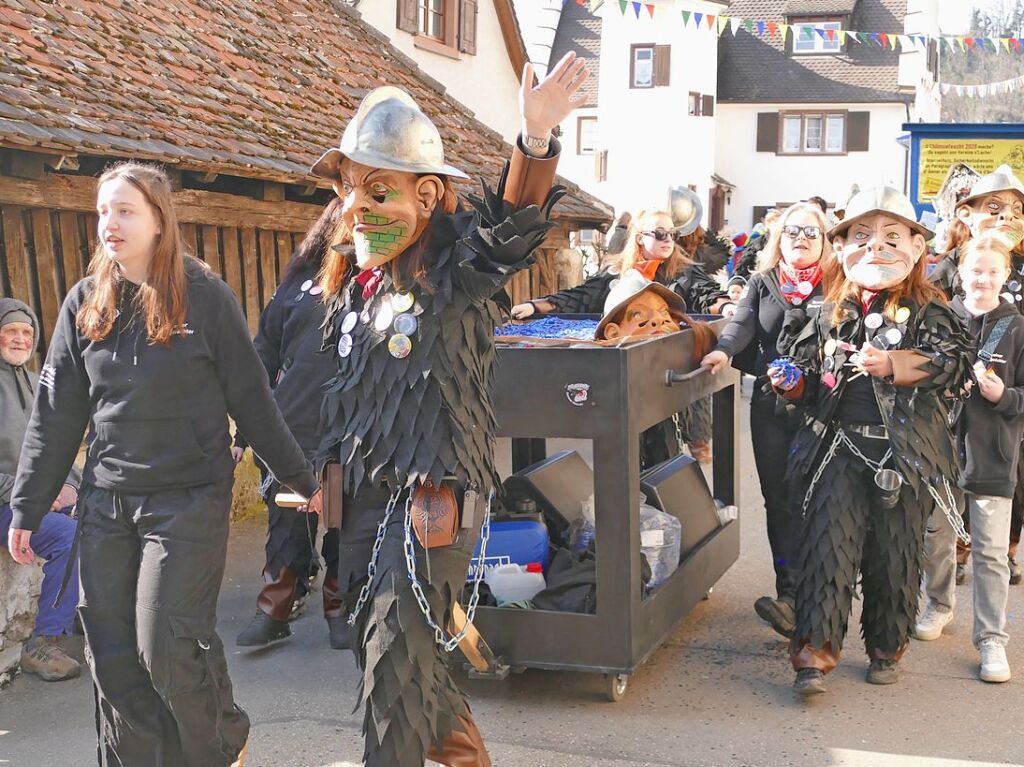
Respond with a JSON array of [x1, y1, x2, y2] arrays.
[[918, 235, 1024, 683]]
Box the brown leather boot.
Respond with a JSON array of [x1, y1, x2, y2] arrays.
[[426, 714, 492, 767], [322, 574, 351, 650]]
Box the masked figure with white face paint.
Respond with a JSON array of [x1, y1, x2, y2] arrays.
[[310, 56, 587, 767], [772, 187, 971, 697]]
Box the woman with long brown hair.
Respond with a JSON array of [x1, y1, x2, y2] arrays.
[[702, 201, 831, 638], [7, 162, 319, 766]]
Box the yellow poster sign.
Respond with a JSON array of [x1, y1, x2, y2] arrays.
[[919, 139, 1024, 199]]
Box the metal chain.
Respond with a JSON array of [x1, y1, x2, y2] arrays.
[[927, 477, 971, 545], [835, 429, 892, 474], [802, 428, 892, 512], [347, 487, 403, 626], [403, 487, 493, 653], [671, 413, 686, 455]]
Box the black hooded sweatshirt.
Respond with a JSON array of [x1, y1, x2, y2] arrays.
[[950, 296, 1024, 498], [11, 258, 319, 532]]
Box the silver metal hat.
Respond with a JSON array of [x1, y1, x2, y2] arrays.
[[310, 86, 469, 180], [827, 186, 934, 242], [957, 164, 1024, 209], [595, 269, 686, 340], [668, 187, 703, 237]]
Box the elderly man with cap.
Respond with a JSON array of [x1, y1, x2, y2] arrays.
[[0, 298, 81, 681], [771, 187, 971, 696], [310, 54, 586, 766]]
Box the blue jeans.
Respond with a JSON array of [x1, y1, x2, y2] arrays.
[[0, 502, 78, 637]]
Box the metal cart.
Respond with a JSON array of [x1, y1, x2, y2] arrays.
[[466, 320, 741, 701]]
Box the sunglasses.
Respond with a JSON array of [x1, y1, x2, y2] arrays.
[[642, 228, 675, 242], [782, 224, 821, 240]]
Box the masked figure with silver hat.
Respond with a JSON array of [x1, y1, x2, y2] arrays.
[[771, 187, 971, 696], [927, 164, 1024, 589], [310, 54, 587, 767]]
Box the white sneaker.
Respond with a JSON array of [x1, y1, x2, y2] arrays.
[[979, 638, 1011, 683], [913, 603, 953, 641]]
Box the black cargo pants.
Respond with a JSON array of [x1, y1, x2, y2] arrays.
[[77, 480, 249, 767]]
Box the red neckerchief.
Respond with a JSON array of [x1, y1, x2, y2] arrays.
[[354, 266, 383, 300], [635, 259, 662, 281], [860, 290, 879, 315], [777, 261, 822, 303]]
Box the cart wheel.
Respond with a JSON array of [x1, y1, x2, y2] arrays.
[[703, 587, 714, 601], [604, 673, 629, 702]]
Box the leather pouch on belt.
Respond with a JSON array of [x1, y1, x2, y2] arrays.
[[321, 463, 343, 530], [411, 480, 459, 549]]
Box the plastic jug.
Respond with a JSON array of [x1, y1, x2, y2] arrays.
[[485, 563, 546, 603]]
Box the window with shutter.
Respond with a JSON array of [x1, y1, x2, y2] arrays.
[[630, 45, 655, 89], [688, 92, 701, 116], [702, 95, 714, 117], [653, 45, 671, 87], [459, 0, 477, 55], [397, 0, 418, 33], [777, 111, 849, 155]]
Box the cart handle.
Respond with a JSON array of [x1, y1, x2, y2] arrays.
[[665, 364, 711, 387]]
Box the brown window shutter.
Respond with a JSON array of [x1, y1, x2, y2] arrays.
[[756, 112, 778, 152], [702, 95, 714, 117], [397, 0, 418, 33], [595, 150, 608, 182], [847, 112, 870, 151], [459, 0, 478, 54], [653, 45, 671, 86]]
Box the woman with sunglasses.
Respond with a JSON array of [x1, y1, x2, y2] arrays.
[[701, 201, 832, 639], [511, 210, 732, 465]]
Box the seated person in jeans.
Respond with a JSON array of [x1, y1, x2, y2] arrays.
[[0, 298, 80, 681]]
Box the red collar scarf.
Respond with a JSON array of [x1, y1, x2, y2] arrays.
[[635, 259, 663, 282], [778, 261, 822, 304], [354, 266, 383, 299]]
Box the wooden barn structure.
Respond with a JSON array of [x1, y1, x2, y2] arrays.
[[0, 0, 612, 355]]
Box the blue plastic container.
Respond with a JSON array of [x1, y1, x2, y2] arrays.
[[469, 518, 549, 579]]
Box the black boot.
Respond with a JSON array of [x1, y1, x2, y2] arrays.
[[754, 596, 795, 638], [322, 574, 350, 650], [236, 610, 291, 647], [327, 616, 351, 650]]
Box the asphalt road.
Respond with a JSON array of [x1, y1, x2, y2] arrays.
[[2, 389, 1024, 767]]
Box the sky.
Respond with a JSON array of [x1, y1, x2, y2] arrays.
[[939, 0, 1008, 33]]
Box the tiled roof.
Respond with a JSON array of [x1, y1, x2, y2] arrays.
[[719, 0, 910, 104], [782, 0, 858, 15], [0, 0, 612, 224], [549, 2, 601, 108]]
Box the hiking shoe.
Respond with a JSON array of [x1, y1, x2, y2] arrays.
[[980, 638, 1011, 683], [236, 610, 291, 647], [20, 636, 81, 682], [866, 658, 900, 685], [913, 603, 953, 641], [327, 615, 352, 650], [754, 596, 795, 638], [793, 668, 826, 696], [955, 562, 967, 585], [1009, 557, 1022, 585]]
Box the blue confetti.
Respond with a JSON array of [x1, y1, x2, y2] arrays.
[[496, 317, 601, 340]]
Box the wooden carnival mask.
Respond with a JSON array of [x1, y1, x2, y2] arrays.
[[335, 158, 443, 269], [832, 213, 927, 292]]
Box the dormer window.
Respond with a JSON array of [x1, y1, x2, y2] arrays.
[[791, 17, 843, 54]]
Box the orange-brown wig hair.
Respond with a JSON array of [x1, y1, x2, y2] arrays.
[[827, 222, 944, 325], [319, 174, 459, 298], [941, 217, 971, 257], [614, 209, 694, 279], [676, 225, 706, 261], [77, 163, 189, 345]]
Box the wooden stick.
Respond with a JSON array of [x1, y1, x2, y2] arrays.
[[451, 602, 497, 673]]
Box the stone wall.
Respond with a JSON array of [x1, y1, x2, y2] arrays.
[[0, 551, 41, 684]]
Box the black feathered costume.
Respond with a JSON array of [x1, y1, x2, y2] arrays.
[[780, 296, 971, 672], [318, 144, 563, 767]]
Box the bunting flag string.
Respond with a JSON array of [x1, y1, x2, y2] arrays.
[[940, 72, 1024, 98], [562, 0, 1024, 55]]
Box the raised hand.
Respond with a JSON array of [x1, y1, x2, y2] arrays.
[[520, 52, 589, 139]]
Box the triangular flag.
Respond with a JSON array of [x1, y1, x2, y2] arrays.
[[681, 9, 690, 26], [706, 14, 716, 29], [780, 23, 791, 42], [899, 35, 912, 50], [645, 3, 654, 18], [1013, 38, 1022, 51], [716, 16, 728, 35], [965, 37, 975, 49], [815, 27, 827, 41], [1002, 37, 1011, 52], [955, 85, 963, 96], [730, 16, 742, 35], [870, 33, 881, 46], [619, 0, 627, 14], [826, 28, 836, 42], [694, 12, 703, 26], [941, 83, 950, 95], [917, 35, 927, 49], [755, 19, 765, 36], [767, 21, 778, 37], [838, 30, 847, 45], [589, 0, 604, 10], [744, 19, 754, 33], [631, 1, 640, 18]]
